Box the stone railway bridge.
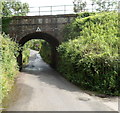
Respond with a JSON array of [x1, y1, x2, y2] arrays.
[[8, 14, 77, 70]]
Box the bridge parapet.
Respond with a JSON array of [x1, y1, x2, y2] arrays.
[[9, 14, 77, 43]]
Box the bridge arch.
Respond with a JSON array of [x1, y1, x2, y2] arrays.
[[17, 32, 59, 70]]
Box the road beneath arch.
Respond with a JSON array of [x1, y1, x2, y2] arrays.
[[6, 50, 118, 111]]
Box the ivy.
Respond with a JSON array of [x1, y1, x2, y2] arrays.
[[2, 17, 12, 34], [57, 12, 119, 96]]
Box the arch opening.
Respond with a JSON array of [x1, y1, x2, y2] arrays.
[[17, 32, 59, 71]]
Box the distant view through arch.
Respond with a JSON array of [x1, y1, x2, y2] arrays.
[[17, 32, 60, 70]]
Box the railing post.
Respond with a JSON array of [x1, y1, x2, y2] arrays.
[[64, 5, 66, 14], [51, 6, 52, 15], [118, 1, 120, 13], [92, 2, 94, 12], [39, 7, 40, 15]]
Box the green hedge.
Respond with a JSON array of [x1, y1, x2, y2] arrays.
[[57, 12, 119, 96], [22, 46, 30, 65], [39, 41, 52, 64], [0, 34, 19, 107], [63, 12, 96, 41]]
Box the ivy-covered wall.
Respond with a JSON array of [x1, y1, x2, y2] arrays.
[[2, 17, 12, 34]]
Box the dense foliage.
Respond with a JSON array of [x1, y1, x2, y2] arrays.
[[0, 1, 2, 18], [57, 12, 119, 95], [91, 0, 117, 12], [2, 1, 29, 17], [73, 0, 118, 13], [2, 17, 12, 34], [73, 0, 87, 13], [2, 1, 30, 34], [63, 12, 96, 41], [22, 45, 30, 65], [39, 41, 52, 64], [0, 34, 19, 106], [0, 1, 29, 110]]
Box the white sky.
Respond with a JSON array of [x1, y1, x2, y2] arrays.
[[19, 0, 118, 16], [20, 0, 89, 7], [19, 0, 92, 15]]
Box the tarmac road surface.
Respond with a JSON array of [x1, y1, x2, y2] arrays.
[[6, 50, 118, 111]]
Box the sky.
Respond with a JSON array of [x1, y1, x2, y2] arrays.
[[19, 0, 92, 15], [19, 0, 119, 16], [20, 0, 77, 7], [20, 0, 75, 15]]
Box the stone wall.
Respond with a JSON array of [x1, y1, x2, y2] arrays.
[[8, 14, 77, 43]]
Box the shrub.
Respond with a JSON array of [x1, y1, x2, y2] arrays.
[[63, 12, 96, 41], [57, 12, 119, 96], [2, 17, 12, 34], [22, 46, 30, 65], [0, 34, 19, 106], [39, 41, 52, 65]]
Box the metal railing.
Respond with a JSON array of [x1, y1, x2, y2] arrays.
[[27, 2, 119, 16], [1, 2, 119, 16], [28, 5, 74, 16]]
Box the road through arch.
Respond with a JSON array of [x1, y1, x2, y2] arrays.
[[17, 32, 59, 70]]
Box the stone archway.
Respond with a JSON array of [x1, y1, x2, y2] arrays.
[[17, 32, 59, 71]]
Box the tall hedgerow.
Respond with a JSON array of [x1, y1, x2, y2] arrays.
[[0, 34, 19, 107], [39, 41, 52, 65], [57, 12, 119, 95]]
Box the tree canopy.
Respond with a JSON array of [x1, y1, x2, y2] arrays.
[[2, 1, 29, 17], [73, 0, 87, 13], [91, 0, 118, 11], [73, 0, 118, 13]]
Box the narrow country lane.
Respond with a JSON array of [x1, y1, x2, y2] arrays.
[[6, 50, 118, 111]]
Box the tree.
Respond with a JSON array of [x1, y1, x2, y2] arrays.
[[2, 1, 29, 17], [91, 0, 118, 11], [73, 0, 87, 13], [0, 1, 3, 17], [0, 1, 2, 33]]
